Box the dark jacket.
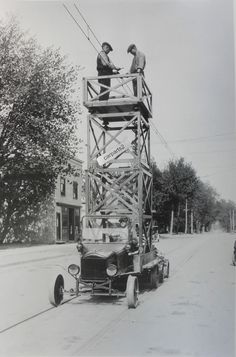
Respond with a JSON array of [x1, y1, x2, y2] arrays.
[[97, 51, 113, 76]]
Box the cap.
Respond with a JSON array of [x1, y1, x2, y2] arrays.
[[127, 44, 136, 53], [102, 42, 113, 51]]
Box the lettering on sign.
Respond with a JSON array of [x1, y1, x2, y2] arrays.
[[97, 141, 130, 166]]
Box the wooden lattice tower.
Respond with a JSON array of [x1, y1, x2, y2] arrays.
[[83, 73, 153, 251]]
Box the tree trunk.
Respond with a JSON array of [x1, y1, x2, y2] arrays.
[[0, 212, 12, 243], [176, 202, 181, 234], [196, 220, 200, 234]]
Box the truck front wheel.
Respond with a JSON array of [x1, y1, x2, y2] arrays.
[[126, 275, 139, 308]]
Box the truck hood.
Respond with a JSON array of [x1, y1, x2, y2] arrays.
[[83, 243, 126, 259]]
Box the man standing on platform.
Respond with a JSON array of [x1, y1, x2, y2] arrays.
[[97, 42, 120, 101], [127, 44, 146, 96]]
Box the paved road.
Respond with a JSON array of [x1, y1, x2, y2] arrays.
[[0, 232, 235, 357]]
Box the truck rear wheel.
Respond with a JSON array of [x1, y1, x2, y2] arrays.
[[165, 261, 170, 278], [150, 266, 159, 289], [232, 253, 236, 266], [159, 267, 164, 283]]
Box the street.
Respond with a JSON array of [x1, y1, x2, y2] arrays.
[[0, 232, 235, 357]]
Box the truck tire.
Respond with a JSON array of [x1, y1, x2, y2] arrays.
[[159, 267, 164, 283], [150, 266, 159, 289], [126, 275, 139, 308], [165, 261, 170, 278], [48, 274, 64, 307], [232, 253, 236, 266]]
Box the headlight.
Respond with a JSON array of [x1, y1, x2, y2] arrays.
[[76, 242, 83, 252], [125, 243, 131, 252], [68, 264, 80, 276], [106, 264, 118, 277], [131, 237, 138, 246]]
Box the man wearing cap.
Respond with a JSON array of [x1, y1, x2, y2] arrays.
[[97, 42, 120, 101], [127, 44, 146, 96]]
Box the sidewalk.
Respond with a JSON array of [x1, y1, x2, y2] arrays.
[[159, 233, 198, 239], [0, 242, 77, 268], [0, 232, 209, 268]]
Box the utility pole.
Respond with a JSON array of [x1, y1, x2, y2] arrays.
[[170, 210, 174, 235], [190, 209, 193, 234], [229, 210, 232, 233], [184, 199, 188, 234], [233, 209, 235, 232]]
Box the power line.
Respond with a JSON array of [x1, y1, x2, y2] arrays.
[[63, 3, 178, 161], [62, 2, 235, 173], [198, 164, 236, 170], [62, 2, 137, 98], [150, 121, 176, 159], [200, 166, 236, 179], [62, 3, 100, 54], [74, 3, 102, 48], [154, 132, 236, 144], [182, 149, 236, 155], [62, 3, 124, 72]]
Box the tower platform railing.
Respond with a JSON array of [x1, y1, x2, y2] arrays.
[[83, 73, 152, 119]]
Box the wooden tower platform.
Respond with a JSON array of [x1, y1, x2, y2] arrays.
[[83, 73, 153, 251]]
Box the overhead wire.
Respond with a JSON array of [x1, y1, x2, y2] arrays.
[[74, 3, 102, 47], [199, 166, 236, 179], [62, 3, 235, 202], [156, 132, 236, 144], [62, 2, 235, 167], [62, 3, 135, 97], [62, 3, 99, 54], [150, 128, 236, 158], [149, 121, 176, 159], [183, 148, 236, 155], [62, 2, 177, 158], [62, 1, 236, 201]]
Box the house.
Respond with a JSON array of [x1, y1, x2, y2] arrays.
[[54, 157, 83, 243]]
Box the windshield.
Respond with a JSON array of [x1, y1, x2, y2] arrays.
[[81, 216, 129, 243]]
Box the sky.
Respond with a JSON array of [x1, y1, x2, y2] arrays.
[[0, 0, 235, 202]]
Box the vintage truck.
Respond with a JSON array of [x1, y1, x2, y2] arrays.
[[49, 215, 169, 309]]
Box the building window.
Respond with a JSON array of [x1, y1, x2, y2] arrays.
[[73, 181, 78, 199], [60, 177, 66, 196]]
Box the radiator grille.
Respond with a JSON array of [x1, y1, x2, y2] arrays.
[[81, 257, 107, 280]]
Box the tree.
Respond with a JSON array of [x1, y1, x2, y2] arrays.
[[214, 199, 236, 232], [0, 18, 80, 243], [152, 159, 235, 235], [161, 158, 198, 233], [192, 181, 218, 232], [152, 158, 199, 233], [152, 160, 166, 231]]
